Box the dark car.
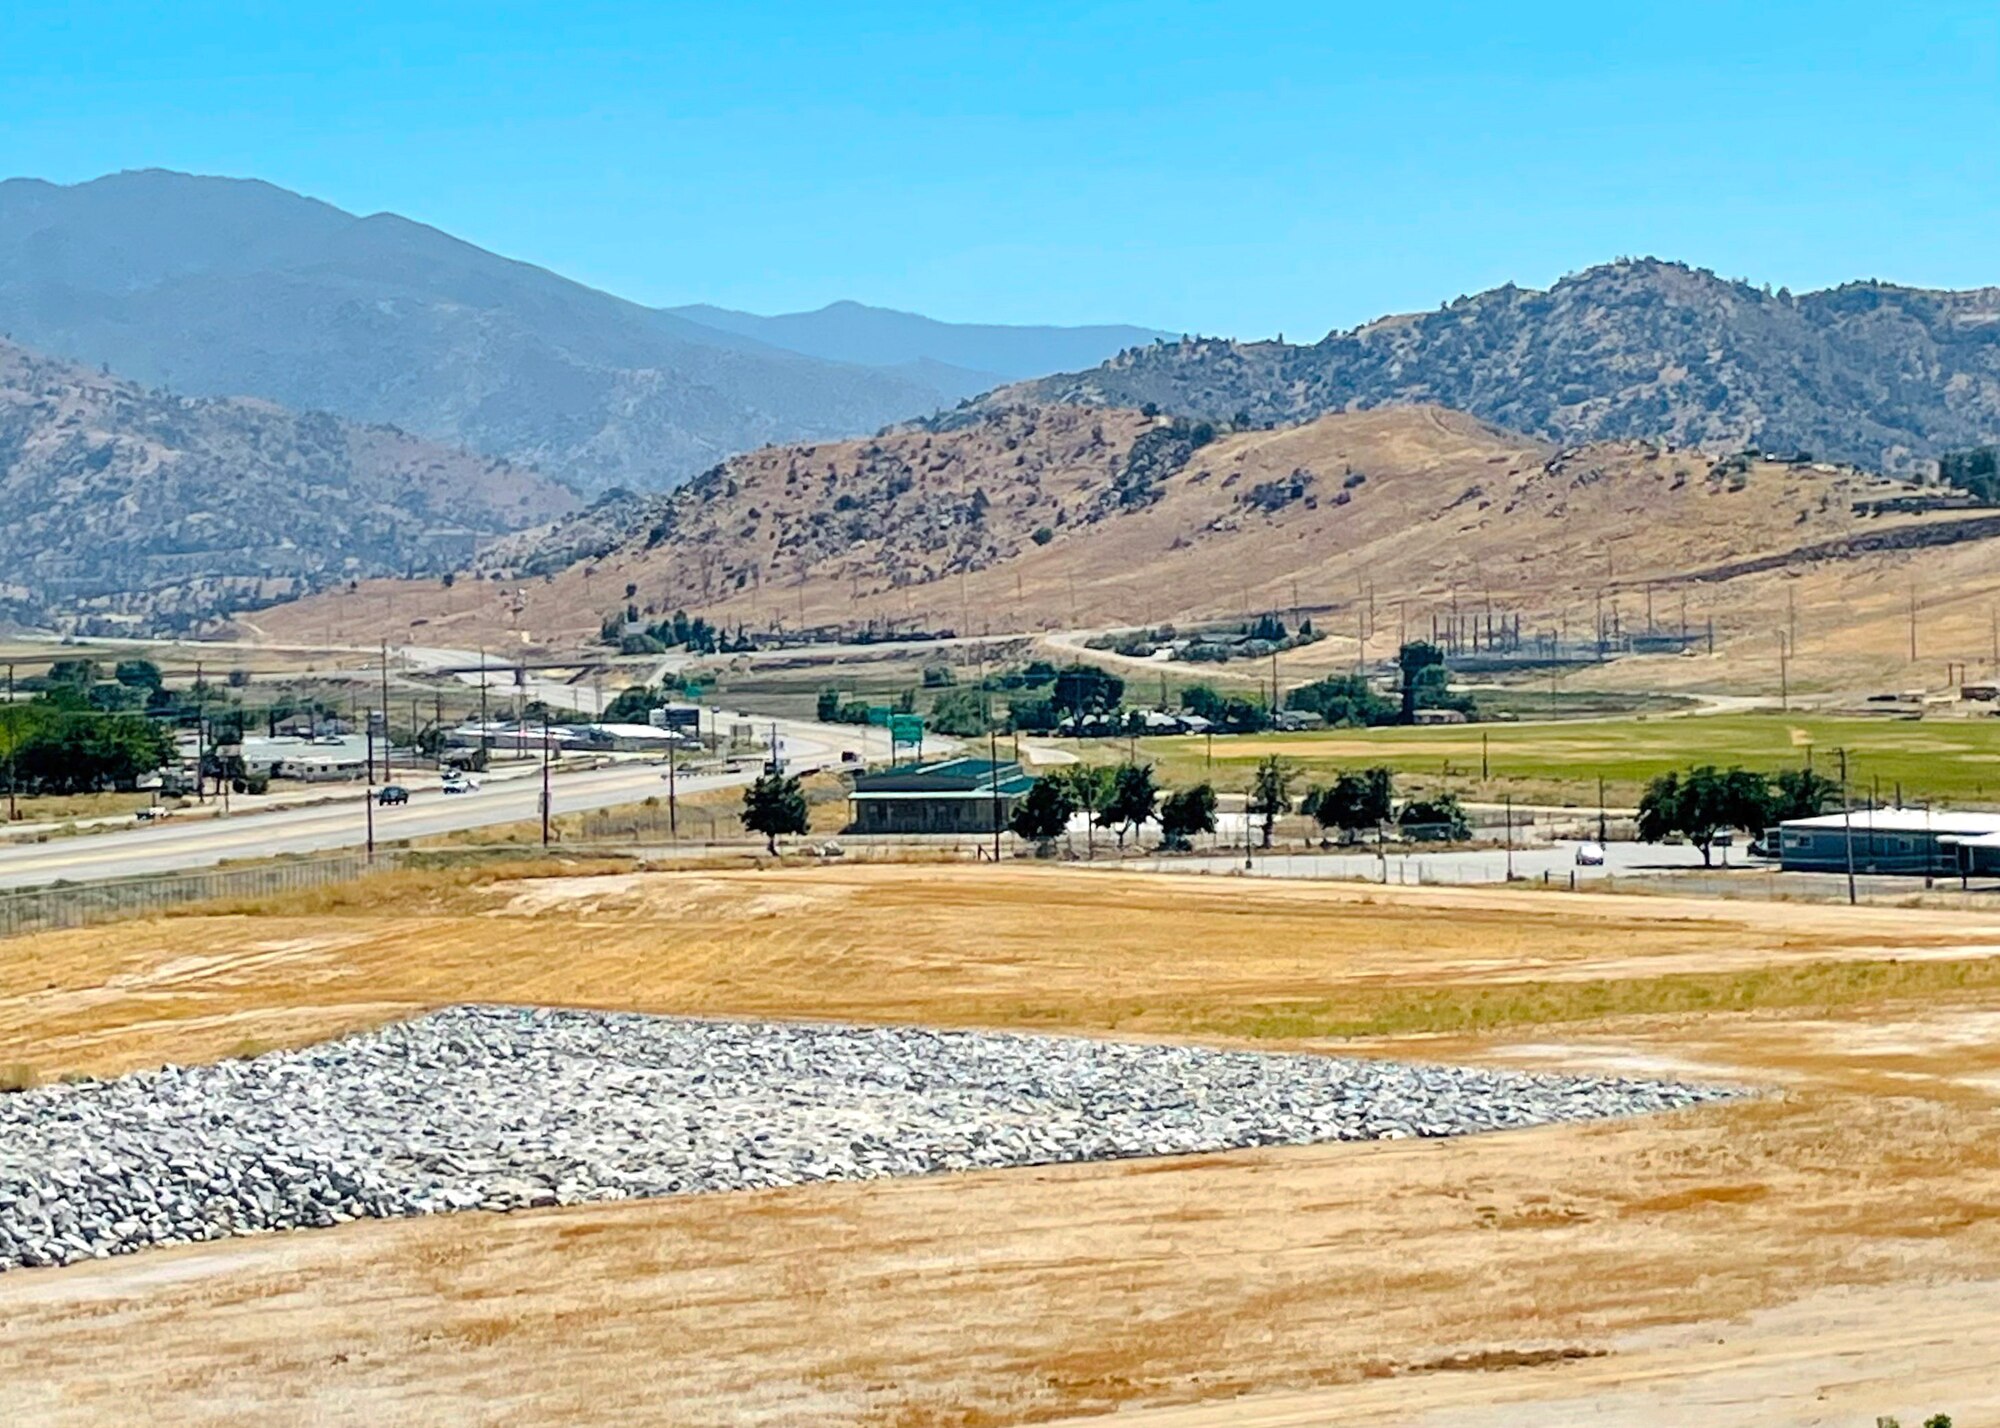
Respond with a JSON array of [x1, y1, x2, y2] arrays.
[[376, 785, 410, 806]]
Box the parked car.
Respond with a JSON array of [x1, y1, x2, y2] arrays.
[[376, 785, 410, 806]]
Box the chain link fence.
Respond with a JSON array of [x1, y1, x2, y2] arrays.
[[0, 852, 392, 940]]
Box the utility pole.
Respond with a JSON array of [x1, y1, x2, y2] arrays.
[[1504, 793, 1514, 882], [3, 662, 14, 824], [379, 641, 391, 782], [1908, 585, 1919, 664], [364, 708, 376, 863], [1597, 775, 1607, 846], [540, 712, 552, 848], [1837, 746, 1856, 906], [194, 659, 207, 804], [478, 647, 489, 742], [1778, 631, 1789, 712], [666, 728, 678, 839], [989, 725, 1004, 863]]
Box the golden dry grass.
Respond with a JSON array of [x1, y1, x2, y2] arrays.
[[9, 864, 2000, 1079], [4, 863, 2000, 1426]]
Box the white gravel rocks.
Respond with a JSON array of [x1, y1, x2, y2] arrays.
[[0, 1005, 1738, 1271]]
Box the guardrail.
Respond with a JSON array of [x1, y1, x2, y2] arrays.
[[0, 851, 392, 940]]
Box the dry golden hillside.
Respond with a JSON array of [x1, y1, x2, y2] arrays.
[[248, 403, 1997, 694]]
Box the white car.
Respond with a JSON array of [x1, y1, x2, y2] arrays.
[[1574, 841, 1606, 867], [440, 775, 479, 795]]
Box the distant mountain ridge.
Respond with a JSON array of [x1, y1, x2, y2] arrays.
[[970, 259, 2000, 475], [0, 170, 1160, 493], [668, 300, 1171, 402], [0, 337, 575, 632]]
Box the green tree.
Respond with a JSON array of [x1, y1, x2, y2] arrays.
[[1307, 766, 1395, 842], [1051, 664, 1125, 721], [1056, 764, 1117, 857], [1157, 783, 1217, 850], [44, 658, 100, 692], [602, 685, 664, 723], [742, 772, 809, 854], [1179, 683, 1270, 732], [1008, 776, 1078, 848], [85, 682, 144, 712], [9, 708, 174, 795], [1286, 674, 1396, 727], [1635, 765, 1772, 866], [1248, 755, 1296, 847], [1397, 641, 1445, 724], [1099, 763, 1159, 849], [113, 659, 164, 692], [1397, 792, 1471, 841], [1771, 766, 1839, 820], [927, 687, 992, 737], [1007, 694, 1058, 733]]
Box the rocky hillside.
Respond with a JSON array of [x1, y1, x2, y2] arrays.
[[253, 401, 1960, 656], [0, 339, 576, 632], [969, 260, 2000, 476]]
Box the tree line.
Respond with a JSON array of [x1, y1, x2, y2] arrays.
[[1, 660, 177, 797]]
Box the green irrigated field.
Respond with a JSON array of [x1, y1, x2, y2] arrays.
[[1066, 712, 2000, 806]]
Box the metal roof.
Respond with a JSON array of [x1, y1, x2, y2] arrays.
[[852, 757, 1034, 798], [1780, 807, 2000, 835]]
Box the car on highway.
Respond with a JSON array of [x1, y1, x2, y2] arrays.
[[376, 785, 410, 806], [440, 775, 479, 795], [1573, 840, 1605, 866]]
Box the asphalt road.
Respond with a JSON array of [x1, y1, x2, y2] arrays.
[[0, 708, 872, 891]]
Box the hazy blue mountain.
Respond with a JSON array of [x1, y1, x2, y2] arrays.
[[0, 171, 954, 493], [669, 299, 1172, 401], [0, 336, 576, 631]]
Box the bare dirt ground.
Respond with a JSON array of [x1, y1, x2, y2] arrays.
[[3, 863, 1998, 1426]]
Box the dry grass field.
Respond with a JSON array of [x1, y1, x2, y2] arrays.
[[4, 863, 2000, 1425]]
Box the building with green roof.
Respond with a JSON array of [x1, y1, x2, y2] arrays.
[[848, 757, 1039, 835]]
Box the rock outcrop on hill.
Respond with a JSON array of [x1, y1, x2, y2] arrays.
[[972, 260, 2000, 476]]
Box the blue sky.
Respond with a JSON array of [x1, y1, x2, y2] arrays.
[[4, 1, 1995, 337]]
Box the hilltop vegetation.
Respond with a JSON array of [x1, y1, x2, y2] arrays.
[[975, 259, 2000, 476]]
